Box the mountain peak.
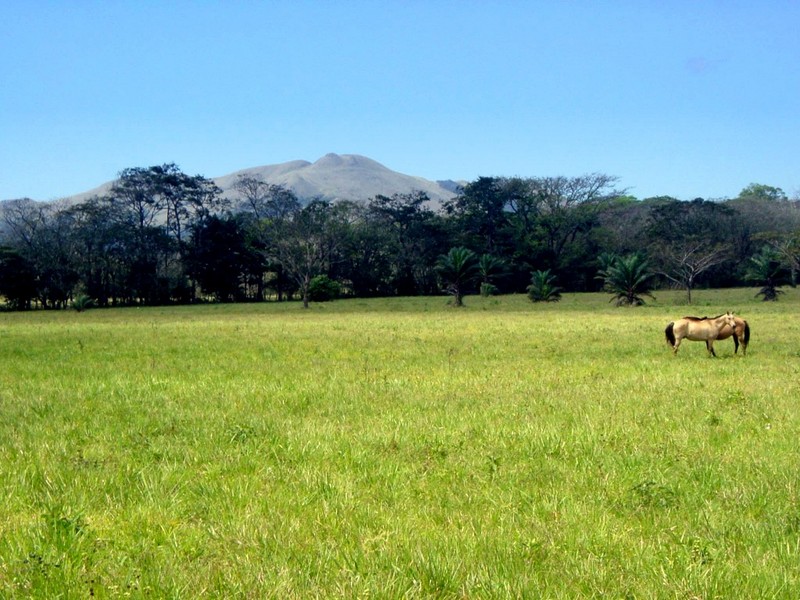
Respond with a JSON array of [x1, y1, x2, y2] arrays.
[[217, 154, 455, 205], [18, 154, 459, 207], [312, 153, 386, 170]]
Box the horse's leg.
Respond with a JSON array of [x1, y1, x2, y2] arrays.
[[733, 334, 740, 354], [673, 336, 681, 355], [708, 340, 717, 357]]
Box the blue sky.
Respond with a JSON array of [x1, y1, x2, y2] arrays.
[[2, 1, 798, 201]]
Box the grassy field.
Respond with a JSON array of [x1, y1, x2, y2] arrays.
[[2, 288, 800, 598]]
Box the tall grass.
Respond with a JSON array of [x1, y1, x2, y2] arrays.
[[2, 289, 800, 597]]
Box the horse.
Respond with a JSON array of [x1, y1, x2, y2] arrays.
[[664, 312, 737, 357], [713, 315, 750, 355]]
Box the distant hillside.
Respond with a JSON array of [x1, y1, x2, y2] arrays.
[[214, 153, 459, 205], [5, 154, 461, 207]]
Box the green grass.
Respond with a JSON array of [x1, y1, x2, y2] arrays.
[[2, 288, 800, 597]]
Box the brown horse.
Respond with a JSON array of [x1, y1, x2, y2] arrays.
[[714, 315, 750, 355], [664, 312, 737, 357]]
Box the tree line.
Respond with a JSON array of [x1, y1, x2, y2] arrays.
[[1, 164, 798, 310]]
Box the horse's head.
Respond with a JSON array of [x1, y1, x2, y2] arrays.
[[724, 311, 736, 329]]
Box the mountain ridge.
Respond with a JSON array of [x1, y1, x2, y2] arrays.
[[5, 154, 461, 206], [213, 153, 459, 205]]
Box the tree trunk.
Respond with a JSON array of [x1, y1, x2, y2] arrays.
[[302, 274, 310, 308]]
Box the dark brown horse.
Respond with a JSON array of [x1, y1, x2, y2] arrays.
[[664, 312, 736, 357], [714, 315, 750, 355]]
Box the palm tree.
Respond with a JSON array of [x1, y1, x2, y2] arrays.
[[435, 247, 479, 307], [527, 269, 562, 302], [746, 246, 788, 301], [602, 253, 654, 306], [477, 254, 508, 296], [594, 252, 620, 291]]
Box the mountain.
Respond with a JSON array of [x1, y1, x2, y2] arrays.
[[214, 153, 459, 205], [5, 154, 461, 207]]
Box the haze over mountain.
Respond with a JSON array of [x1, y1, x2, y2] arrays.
[[5, 154, 461, 206]]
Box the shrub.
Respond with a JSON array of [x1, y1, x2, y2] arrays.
[[307, 275, 341, 302], [527, 269, 562, 302], [601, 253, 654, 306], [480, 282, 499, 297], [72, 294, 96, 312]]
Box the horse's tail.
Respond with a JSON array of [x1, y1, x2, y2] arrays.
[[665, 322, 675, 347], [743, 321, 750, 345]]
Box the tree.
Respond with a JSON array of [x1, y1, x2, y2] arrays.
[[600, 253, 654, 306], [235, 183, 301, 302], [186, 215, 250, 302], [527, 269, 562, 302], [272, 200, 346, 308], [233, 175, 300, 221], [147, 164, 225, 247], [0, 246, 37, 309], [367, 191, 444, 295], [107, 167, 174, 303], [443, 177, 510, 255], [654, 243, 730, 304], [527, 174, 621, 269], [738, 183, 787, 202], [233, 174, 272, 219], [435, 247, 479, 307], [63, 198, 133, 306], [477, 254, 508, 296], [1, 199, 79, 308], [107, 164, 226, 303], [337, 209, 395, 297], [594, 252, 620, 291], [593, 197, 653, 259], [746, 246, 790, 301], [765, 235, 800, 286], [646, 199, 735, 302]]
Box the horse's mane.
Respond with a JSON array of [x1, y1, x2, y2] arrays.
[[682, 314, 725, 321]]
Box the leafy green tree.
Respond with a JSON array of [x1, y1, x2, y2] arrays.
[[527, 174, 620, 269], [235, 184, 301, 302], [593, 198, 653, 259], [63, 198, 133, 306], [307, 275, 342, 301], [0, 246, 37, 309], [443, 177, 510, 255], [435, 247, 479, 307], [108, 164, 225, 303], [501, 174, 621, 290], [186, 215, 251, 302], [367, 192, 445, 295], [738, 183, 787, 201], [335, 205, 394, 297], [272, 200, 347, 308], [601, 253, 654, 306], [527, 269, 562, 303]]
